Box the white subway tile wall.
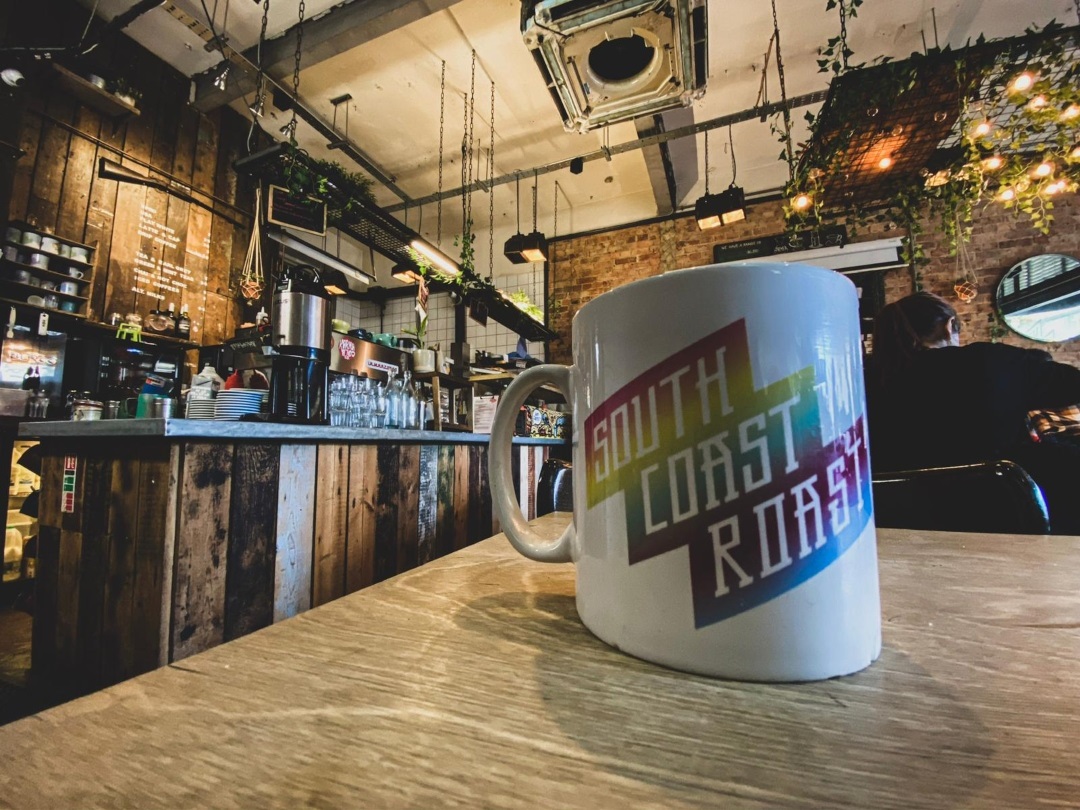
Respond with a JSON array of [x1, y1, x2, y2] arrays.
[[333, 265, 547, 363]]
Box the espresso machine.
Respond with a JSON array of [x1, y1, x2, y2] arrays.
[[269, 264, 332, 423]]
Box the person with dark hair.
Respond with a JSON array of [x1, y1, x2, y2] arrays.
[[866, 291, 1080, 534]]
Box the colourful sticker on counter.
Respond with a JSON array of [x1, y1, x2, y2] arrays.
[[61, 456, 77, 514], [583, 318, 872, 628]]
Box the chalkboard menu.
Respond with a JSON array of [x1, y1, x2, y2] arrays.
[[266, 185, 327, 236]]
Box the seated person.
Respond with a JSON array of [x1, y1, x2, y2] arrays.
[[865, 291, 1080, 534]]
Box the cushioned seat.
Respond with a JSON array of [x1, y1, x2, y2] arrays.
[[872, 460, 1050, 535]]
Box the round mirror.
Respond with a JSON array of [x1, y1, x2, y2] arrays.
[[996, 253, 1080, 343]]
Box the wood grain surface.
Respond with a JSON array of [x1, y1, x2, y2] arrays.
[[3, 516, 1077, 809]]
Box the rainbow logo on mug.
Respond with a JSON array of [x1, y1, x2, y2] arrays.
[[584, 317, 872, 628]]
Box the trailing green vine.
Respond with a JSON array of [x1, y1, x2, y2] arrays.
[[786, 18, 1079, 259]]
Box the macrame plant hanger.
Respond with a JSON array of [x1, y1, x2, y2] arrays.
[[239, 0, 271, 302], [953, 213, 978, 302]]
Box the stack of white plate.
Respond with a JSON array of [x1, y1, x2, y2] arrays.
[[214, 389, 265, 420], [185, 399, 216, 420]]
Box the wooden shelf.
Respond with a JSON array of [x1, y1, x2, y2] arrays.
[[6, 221, 97, 254], [49, 64, 140, 120], [0, 279, 88, 302], [1, 259, 93, 286], [0, 296, 86, 321], [77, 319, 198, 349], [3, 242, 94, 269]]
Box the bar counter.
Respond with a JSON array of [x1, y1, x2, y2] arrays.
[[0, 513, 1077, 808], [19, 418, 566, 693]]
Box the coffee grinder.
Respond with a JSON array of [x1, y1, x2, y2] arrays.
[[269, 264, 332, 423]]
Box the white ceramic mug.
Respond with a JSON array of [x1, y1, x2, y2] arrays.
[[59, 281, 78, 295], [67, 267, 85, 279], [489, 262, 881, 682]]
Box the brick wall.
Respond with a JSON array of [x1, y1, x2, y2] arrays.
[[548, 193, 1080, 366]]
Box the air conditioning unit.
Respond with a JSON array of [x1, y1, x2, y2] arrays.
[[522, 0, 707, 133]]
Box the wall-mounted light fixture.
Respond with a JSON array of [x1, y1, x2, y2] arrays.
[[410, 239, 460, 276], [266, 226, 375, 287]]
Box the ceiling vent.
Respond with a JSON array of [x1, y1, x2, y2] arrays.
[[522, 0, 707, 133]]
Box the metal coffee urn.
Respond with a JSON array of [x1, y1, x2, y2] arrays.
[[269, 264, 332, 423]]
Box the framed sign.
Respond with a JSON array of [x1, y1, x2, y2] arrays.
[[266, 185, 328, 236], [469, 299, 489, 327], [713, 226, 848, 264]]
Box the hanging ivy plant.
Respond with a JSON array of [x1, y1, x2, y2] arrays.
[[786, 19, 1079, 255], [262, 143, 376, 228]]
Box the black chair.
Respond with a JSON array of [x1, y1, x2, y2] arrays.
[[872, 460, 1050, 535], [536, 458, 573, 516]]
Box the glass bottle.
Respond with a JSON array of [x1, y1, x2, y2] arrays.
[[177, 309, 191, 340], [386, 370, 401, 430]]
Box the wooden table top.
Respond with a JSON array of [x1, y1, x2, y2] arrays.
[[1, 514, 1077, 809]]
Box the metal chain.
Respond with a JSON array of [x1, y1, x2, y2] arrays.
[[703, 129, 710, 194], [838, 1, 849, 71], [437, 60, 445, 247], [488, 79, 495, 281], [289, 0, 306, 137], [771, 0, 794, 181], [728, 124, 737, 185], [531, 170, 538, 231], [462, 50, 477, 231], [552, 180, 558, 272]]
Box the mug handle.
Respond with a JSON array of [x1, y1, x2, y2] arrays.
[[489, 364, 576, 563]]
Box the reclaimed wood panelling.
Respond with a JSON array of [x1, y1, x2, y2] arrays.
[[7, 108, 42, 222], [274, 443, 315, 621], [397, 445, 421, 574], [55, 106, 99, 242], [74, 452, 112, 687], [171, 442, 232, 662], [313, 444, 349, 607], [346, 444, 378, 593], [417, 445, 438, 565], [373, 444, 401, 582], [102, 455, 139, 684], [131, 451, 172, 675], [453, 446, 470, 551], [224, 443, 279, 641], [435, 444, 456, 560]]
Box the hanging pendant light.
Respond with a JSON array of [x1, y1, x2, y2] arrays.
[[518, 170, 549, 263], [503, 174, 530, 264], [696, 125, 746, 229]]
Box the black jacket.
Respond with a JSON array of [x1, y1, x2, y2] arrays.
[[865, 342, 1080, 471]]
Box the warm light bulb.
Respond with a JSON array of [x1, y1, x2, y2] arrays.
[[792, 194, 813, 211], [971, 121, 993, 138], [982, 156, 1004, 171], [998, 187, 1016, 202], [1071, 144, 1080, 159], [1009, 72, 1035, 93], [1027, 95, 1048, 111], [1034, 161, 1053, 177], [877, 156, 894, 170], [1046, 180, 1066, 195], [1063, 104, 1080, 120]]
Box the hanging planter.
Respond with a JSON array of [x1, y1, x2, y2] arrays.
[[954, 279, 978, 302]]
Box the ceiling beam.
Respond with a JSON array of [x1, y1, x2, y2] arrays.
[[191, 0, 458, 112], [635, 107, 699, 216]]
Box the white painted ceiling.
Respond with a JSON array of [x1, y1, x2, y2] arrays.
[[81, 0, 1079, 284]]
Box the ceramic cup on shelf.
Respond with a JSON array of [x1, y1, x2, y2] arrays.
[[21, 232, 41, 249], [27, 276, 41, 288], [3, 245, 18, 262], [42, 294, 59, 309], [59, 281, 78, 295], [28, 253, 49, 270], [40, 280, 56, 291], [59, 301, 77, 313], [40, 236, 60, 254], [67, 267, 85, 279], [3, 226, 20, 243], [488, 262, 881, 683], [70, 247, 90, 263], [12, 268, 31, 283], [58, 243, 71, 259]]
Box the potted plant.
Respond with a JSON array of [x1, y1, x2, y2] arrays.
[[110, 78, 142, 108], [403, 316, 435, 373]]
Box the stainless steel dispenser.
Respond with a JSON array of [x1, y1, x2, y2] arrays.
[[269, 264, 332, 423]]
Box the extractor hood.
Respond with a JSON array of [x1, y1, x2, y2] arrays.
[[522, 0, 708, 133]]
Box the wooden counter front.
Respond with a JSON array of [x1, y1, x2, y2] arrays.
[[24, 421, 566, 693]]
